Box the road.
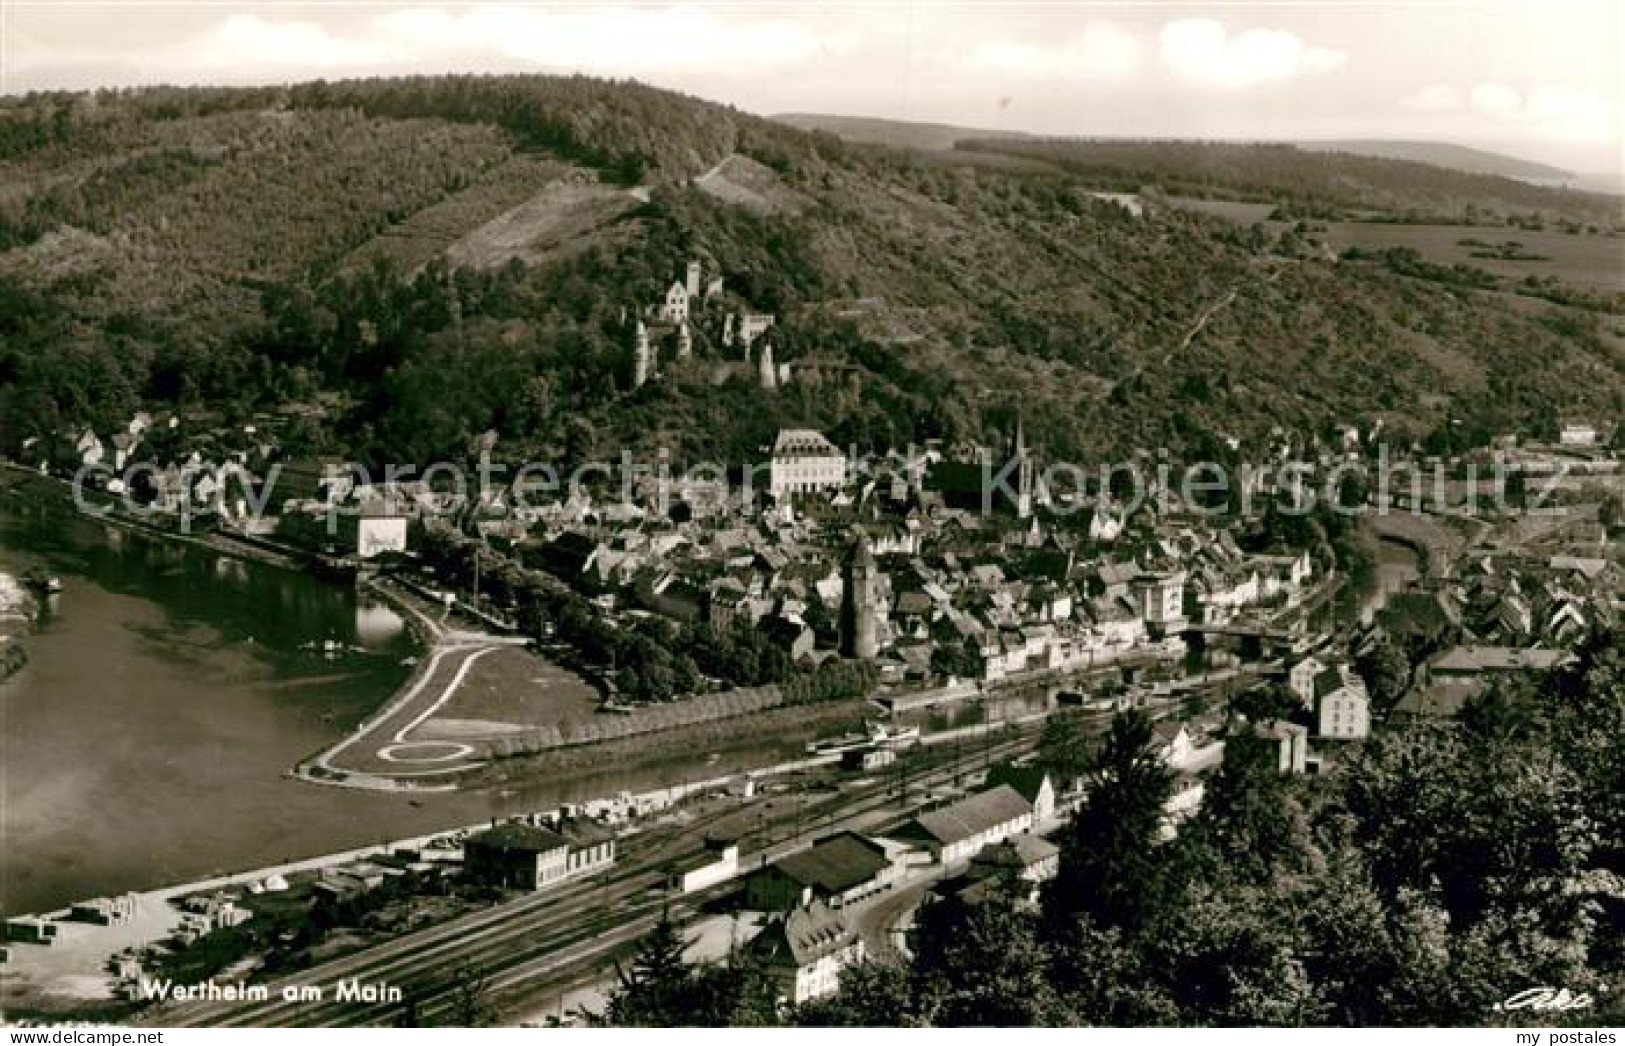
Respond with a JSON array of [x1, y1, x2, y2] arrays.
[[299, 581, 529, 785]]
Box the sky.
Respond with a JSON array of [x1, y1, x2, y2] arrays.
[[2, 1, 1621, 176]]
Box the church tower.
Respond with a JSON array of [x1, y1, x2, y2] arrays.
[[1008, 415, 1035, 519], [841, 534, 879, 661]]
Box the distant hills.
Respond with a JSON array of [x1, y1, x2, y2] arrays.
[[774, 113, 1584, 188], [774, 112, 1033, 152], [1293, 139, 1573, 183]]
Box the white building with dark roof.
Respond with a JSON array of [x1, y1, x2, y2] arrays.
[[1559, 423, 1598, 447], [1314, 665, 1371, 741], [744, 831, 896, 912], [746, 901, 864, 1004], [896, 784, 1034, 865], [768, 429, 847, 498]]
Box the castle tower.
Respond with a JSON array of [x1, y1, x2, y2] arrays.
[[685, 260, 702, 300], [758, 341, 778, 390], [841, 534, 879, 660], [444, 264, 463, 328], [633, 321, 653, 389], [676, 321, 692, 360]]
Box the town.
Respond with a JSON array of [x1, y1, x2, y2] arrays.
[[4, 283, 1620, 1022], [1, 10, 1622, 1029]]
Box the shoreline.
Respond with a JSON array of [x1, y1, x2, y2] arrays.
[[0, 462, 319, 575], [0, 462, 451, 783]]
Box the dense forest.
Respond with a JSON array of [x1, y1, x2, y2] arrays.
[[1, 74, 1621, 470], [598, 630, 1625, 1027]]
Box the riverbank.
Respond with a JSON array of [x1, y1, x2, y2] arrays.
[[0, 569, 35, 683], [467, 698, 868, 789], [0, 463, 313, 575], [0, 737, 847, 1019], [1369, 509, 1472, 578], [1, 465, 853, 801]]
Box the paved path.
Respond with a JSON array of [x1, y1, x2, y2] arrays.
[[298, 581, 528, 788]]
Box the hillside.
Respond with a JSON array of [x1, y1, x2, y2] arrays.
[[1292, 139, 1573, 182], [772, 112, 1032, 151], [774, 113, 1574, 184], [956, 137, 1623, 226], [1, 75, 1622, 471], [776, 113, 1617, 223]]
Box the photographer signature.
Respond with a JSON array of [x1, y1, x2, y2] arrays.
[[1495, 987, 1600, 1013]]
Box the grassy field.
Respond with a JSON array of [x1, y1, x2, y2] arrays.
[[1159, 196, 1622, 294], [1165, 196, 1277, 225], [416, 644, 601, 740], [444, 176, 643, 270], [694, 153, 810, 215], [337, 154, 572, 276], [1320, 222, 1625, 293]]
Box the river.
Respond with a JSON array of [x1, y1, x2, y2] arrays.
[[1361, 537, 1424, 623], [0, 496, 790, 916]]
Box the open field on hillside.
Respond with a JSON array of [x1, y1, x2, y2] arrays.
[[1321, 222, 1625, 293], [339, 154, 572, 275], [1165, 197, 1277, 225], [694, 153, 809, 215], [446, 176, 643, 269], [1164, 199, 1625, 295]]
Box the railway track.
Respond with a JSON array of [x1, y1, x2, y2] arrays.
[[149, 727, 1045, 1027]]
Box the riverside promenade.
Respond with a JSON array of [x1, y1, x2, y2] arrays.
[[295, 579, 533, 789]]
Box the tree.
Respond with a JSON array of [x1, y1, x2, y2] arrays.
[[447, 961, 492, 1027], [930, 638, 982, 681], [1599, 493, 1624, 532], [1187, 730, 1313, 884], [1036, 709, 1094, 785], [604, 911, 694, 1027], [796, 962, 916, 1027], [1043, 711, 1182, 941], [1355, 641, 1412, 712], [685, 957, 786, 1027], [1336, 720, 1594, 929], [909, 884, 1072, 1026], [1155, 886, 1323, 1026], [1229, 682, 1302, 724]]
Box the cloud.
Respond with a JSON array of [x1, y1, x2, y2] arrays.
[[1476, 83, 1615, 143], [1470, 82, 1524, 118], [1158, 18, 1347, 88], [376, 4, 844, 76], [9, 4, 850, 85], [188, 15, 401, 70], [1400, 81, 1618, 143], [1521, 86, 1613, 141], [1399, 85, 1461, 112], [969, 23, 1143, 81]]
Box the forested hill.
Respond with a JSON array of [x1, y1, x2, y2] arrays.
[[778, 113, 1609, 218], [955, 138, 1622, 224], [1, 75, 1621, 470], [1293, 139, 1573, 183]]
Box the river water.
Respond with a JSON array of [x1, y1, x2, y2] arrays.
[[0, 496, 789, 916], [1361, 537, 1424, 623]]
